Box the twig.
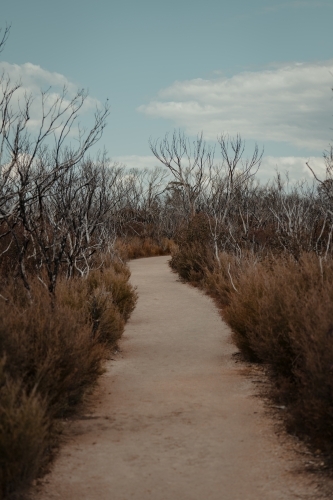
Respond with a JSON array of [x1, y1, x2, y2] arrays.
[[227, 263, 238, 293]]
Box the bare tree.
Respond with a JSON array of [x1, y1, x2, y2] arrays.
[[204, 135, 263, 263], [149, 130, 215, 217], [0, 28, 110, 293]]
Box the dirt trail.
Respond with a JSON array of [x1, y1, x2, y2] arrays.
[[33, 256, 323, 500]]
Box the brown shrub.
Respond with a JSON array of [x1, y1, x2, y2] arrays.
[[0, 360, 51, 499], [87, 261, 137, 321], [170, 214, 217, 283], [56, 258, 137, 345], [0, 281, 107, 418], [170, 242, 214, 283], [0, 252, 137, 497], [284, 271, 333, 451], [224, 253, 333, 453], [223, 258, 293, 365], [56, 276, 123, 347], [174, 213, 212, 247], [204, 252, 253, 308], [115, 237, 173, 260], [171, 238, 333, 456]]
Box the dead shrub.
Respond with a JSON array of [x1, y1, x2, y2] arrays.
[[170, 227, 215, 283], [0, 360, 51, 499], [0, 281, 107, 418], [284, 270, 333, 451], [223, 258, 296, 367], [56, 259, 137, 344], [0, 252, 137, 497], [171, 238, 333, 455], [170, 242, 214, 283], [175, 213, 212, 247], [224, 253, 333, 453], [87, 262, 137, 321], [115, 237, 173, 260], [170, 214, 217, 283], [203, 252, 253, 307]]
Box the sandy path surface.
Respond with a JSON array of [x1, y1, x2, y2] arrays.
[[33, 256, 323, 500]]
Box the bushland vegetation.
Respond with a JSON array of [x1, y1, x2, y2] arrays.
[[76, 124, 333, 462], [2, 20, 333, 496], [0, 27, 140, 498], [151, 130, 333, 464]]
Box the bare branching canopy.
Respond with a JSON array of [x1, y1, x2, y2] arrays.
[[1, 21, 333, 296], [0, 28, 113, 294], [149, 130, 215, 216]]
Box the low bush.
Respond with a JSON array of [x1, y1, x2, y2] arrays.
[[170, 214, 215, 283], [0, 280, 107, 418], [115, 237, 173, 260], [0, 360, 51, 499], [224, 254, 333, 453], [171, 239, 333, 459], [170, 242, 214, 283], [87, 259, 137, 321], [0, 254, 137, 497], [203, 252, 254, 307]]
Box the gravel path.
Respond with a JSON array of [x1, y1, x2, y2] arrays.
[[33, 256, 322, 500]]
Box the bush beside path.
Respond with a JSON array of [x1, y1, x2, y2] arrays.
[[32, 256, 326, 500]]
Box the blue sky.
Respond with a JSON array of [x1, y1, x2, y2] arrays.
[[1, 0, 333, 181]]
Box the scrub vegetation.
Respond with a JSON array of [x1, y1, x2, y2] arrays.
[[160, 131, 333, 465], [1, 22, 333, 498], [0, 27, 139, 499]]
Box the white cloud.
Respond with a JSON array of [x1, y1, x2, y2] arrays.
[[114, 155, 162, 170], [138, 61, 333, 151], [259, 155, 325, 183], [0, 62, 100, 134]]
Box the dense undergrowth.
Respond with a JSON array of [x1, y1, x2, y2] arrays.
[[0, 229, 171, 499], [170, 214, 333, 463], [115, 236, 174, 260], [0, 253, 137, 499], [0, 25, 175, 498]]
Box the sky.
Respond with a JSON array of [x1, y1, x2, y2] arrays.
[[1, 0, 332, 182]]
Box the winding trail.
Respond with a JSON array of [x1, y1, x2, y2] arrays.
[[33, 256, 322, 499]]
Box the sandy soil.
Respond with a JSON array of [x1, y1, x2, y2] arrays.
[[32, 256, 326, 500]]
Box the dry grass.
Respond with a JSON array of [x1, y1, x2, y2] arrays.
[[115, 237, 174, 260], [57, 261, 137, 346], [170, 216, 214, 283], [170, 242, 214, 283], [0, 280, 107, 419], [0, 254, 137, 497], [0, 360, 51, 499], [170, 229, 333, 461], [224, 254, 333, 455]]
